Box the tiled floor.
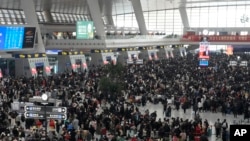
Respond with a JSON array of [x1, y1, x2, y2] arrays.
[[137, 101, 249, 141]]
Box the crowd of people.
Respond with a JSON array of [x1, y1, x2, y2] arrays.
[[0, 52, 249, 141]]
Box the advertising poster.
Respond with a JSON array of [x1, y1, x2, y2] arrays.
[[199, 42, 210, 59], [76, 21, 94, 39], [23, 27, 36, 48]]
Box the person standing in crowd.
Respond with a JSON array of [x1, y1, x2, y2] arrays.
[[179, 129, 187, 141], [200, 134, 209, 141], [221, 119, 228, 131], [222, 129, 228, 141], [214, 118, 222, 138], [166, 106, 172, 117]]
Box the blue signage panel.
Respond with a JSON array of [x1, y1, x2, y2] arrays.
[[0, 26, 6, 49], [0, 26, 35, 50], [35, 62, 44, 67], [25, 105, 67, 113]]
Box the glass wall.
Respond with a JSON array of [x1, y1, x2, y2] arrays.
[[113, 13, 138, 28], [187, 4, 250, 28], [112, 9, 183, 35], [144, 9, 183, 35]]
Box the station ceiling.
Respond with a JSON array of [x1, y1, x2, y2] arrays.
[[0, 0, 248, 15]]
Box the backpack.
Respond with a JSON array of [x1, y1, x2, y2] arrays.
[[222, 122, 227, 128]]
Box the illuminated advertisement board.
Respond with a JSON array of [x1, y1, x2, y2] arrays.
[[23, 27, 36, 48], [199, 42, 210, 59], [76, 21, 94, 39]]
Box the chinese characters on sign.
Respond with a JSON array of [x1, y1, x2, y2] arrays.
[[182, 35, 250, 42]]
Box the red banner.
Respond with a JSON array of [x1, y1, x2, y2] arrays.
[[182, 35, 250, 42]]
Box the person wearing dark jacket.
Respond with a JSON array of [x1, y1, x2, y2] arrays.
[[222, 129, 228, 141], [200, 134, 209, 141], [12, 126, 19, 138]]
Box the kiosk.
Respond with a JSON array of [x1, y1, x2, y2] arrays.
[[179, 46, 187, 57], [15, 53, 51, 78], [139, 47, 159, 61], [90, 49, 116, 66], [117, 48, 141, 65], [157, 46, 174, 59], [57, 51, 87, 73]]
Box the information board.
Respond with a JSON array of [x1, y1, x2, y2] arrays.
[[76, 21, 94, 39], [0, 26, 36, 50], [24, 112, 67, 120], [25, 105, 67, 113]]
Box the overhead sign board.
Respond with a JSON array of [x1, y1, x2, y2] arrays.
[[24, 112, 67, 120], [25, 106, 67, 113], [117, 48, 138, 52], [14, 53, 46, 58], [58, 51, 84, 56], [90, 49, 113, 53], [138, 46, 155, 50]]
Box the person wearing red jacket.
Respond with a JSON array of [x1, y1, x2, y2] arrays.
[[195, 123, 202, 136]]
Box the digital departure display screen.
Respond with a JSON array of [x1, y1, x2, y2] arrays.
[[0, 26, 36, 50]]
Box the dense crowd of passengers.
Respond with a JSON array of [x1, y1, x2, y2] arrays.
[[0, 53, 249, 141]]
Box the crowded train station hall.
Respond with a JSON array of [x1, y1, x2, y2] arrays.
[[0, 0, 250, 141]]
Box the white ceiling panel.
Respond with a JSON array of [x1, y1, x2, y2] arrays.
[[0, 0, 249, 16], [33, 0, 89, 14], [0, 0, 21, 9]]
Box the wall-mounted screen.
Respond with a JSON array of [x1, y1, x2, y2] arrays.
[[199, 59, 209, 66], [151, 52, 155, 58], [46, 50, 62, 55], [131, 54, 137, 59], [106, 56, 112, 62], [0, 26, 36, 50]]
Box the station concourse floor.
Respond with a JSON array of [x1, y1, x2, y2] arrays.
[[137, 101, 246, 141]]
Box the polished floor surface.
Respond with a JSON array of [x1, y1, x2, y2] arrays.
[[137, 101, 248, 141]]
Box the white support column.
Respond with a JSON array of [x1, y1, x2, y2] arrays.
[[86, 0, 106, 39], [21, 0, 45, 53], [43, 0, 53, 23], [131, 0, 147, 35], [179, 5, 190, 33], [103, 0, 114, 26], [43, 10, 53, 23]]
